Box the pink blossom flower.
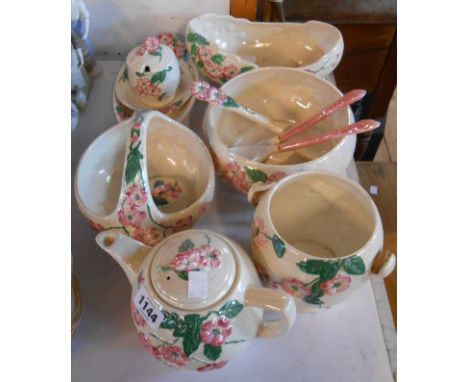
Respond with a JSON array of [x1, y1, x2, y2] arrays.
[[157, 32, 173, 46], [136, 77, 151, 96], [223, 64, 240, 79], [207, 87, 227, 106], [132, 227, 161, 246], [134, 122, 142, 130], [222, 162, 249, 194], [131, 302, 146, 327], [204, 61, 223, 79], [135, 47, 146, 56], [251, 218, 267, 247], [320, 274, 352, 295], [191, 81, 211, 101], [138, 332, 151, 348], [197, 360, 228, 372], [281, 278, 310, 298], [172, 216, 195, 233], [125, 184, 148, 207], [198, 46, 213, 63], [137, 273, 145, 286], [88, 220, 105, 231], [170, 250, 200, 271], [143, 36, 160, 52], [255, 264, 278, 289], [148, 84, 161, 96], [267, 171, 287, 183], [118, 204, 146, 228], [152, 182, 182, 201], [150, 345, 190, 368], [207, 248, 222, 268], [200, 317, 232, 346]]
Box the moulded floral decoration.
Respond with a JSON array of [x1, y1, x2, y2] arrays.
[[150, 345, 190, 368], [131, 302, 146, 327], [200, 317, 232, 346], [136, 36, 161, 56], [197, 360, 228, 372]]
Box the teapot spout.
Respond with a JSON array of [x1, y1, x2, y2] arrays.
[[96, 230, 150, 285]]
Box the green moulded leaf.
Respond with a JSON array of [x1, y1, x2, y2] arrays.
[[173, 319, 188, 337], [160, 311, 180, 330], [297, 259, 323, 275], [221, 96, 239, 108], [240, 66, 255, 73], [179, 239, 195, 252], [196, 61, 204, 68], [319, 261, 341, 281], [272, 235, 286, 258], [175, 271, 189, 281], [219, 300, 244, 319], [125, 147, 143, 184], [194, 33, 209, 46], [182, 314, 203, 356], [186, 32, 196, 43], [244, 166, 268, 183], [135, 71, 146, 77], [191, 44, 199, 57], [303, 294, 324, 306], [204, 344, 222, 361], [343, 256, 366, 275], [151, 69, 167, 84], [211, 53, 225, 65]]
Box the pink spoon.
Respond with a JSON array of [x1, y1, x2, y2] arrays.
[[238, 119, 380, 162]]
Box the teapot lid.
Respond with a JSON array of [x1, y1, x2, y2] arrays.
[[126, 37, 175, 74], [149, 230, 237, 311]]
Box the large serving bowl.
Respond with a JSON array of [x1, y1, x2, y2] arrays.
[[186, 13, 343, 85], [75, 111, 215, 245], [203, 67, 356, 195]]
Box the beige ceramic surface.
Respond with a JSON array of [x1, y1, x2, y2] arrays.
[[204, 67, 356, 195], [74, 111, 215, 246], [186, 13, 343, 85], [126, 43, 180, 106], [95, 229, 296, 371], [249, 171, 395, 313]]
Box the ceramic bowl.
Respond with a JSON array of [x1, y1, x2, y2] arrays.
[[126, 37, 181, 107], [96, 229, 296, 371], [248, 171, 396, 313], [204, 67, 356, 195], [75, 111, 215, 246], [186, 13, 343, 85]]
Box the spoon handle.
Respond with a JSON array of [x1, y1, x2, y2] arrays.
[[191, 81, 283, 134], [278, 89, 367, 142], [278, 119, 380, 153]]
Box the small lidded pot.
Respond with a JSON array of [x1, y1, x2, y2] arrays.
[[126, 36, 181, 106], [248, 171, 396, 313], [96, 229, 296, 371]]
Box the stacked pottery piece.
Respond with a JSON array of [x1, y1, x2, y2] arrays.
[[74, 13, 396, 373], [113, 34, 199, 124]]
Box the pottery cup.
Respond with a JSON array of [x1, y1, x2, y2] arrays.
[[126, 37, 181, 107], [248, 171, 396, 313]]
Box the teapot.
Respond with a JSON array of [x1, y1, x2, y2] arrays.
[[248, 171, 396, 313], [96, 229, 296, 371]]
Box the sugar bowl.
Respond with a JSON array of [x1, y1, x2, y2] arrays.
[[248, 171, 396, 312], [96, 229, 296, 371]]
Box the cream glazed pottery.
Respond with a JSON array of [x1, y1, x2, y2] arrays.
[[75, 111, 215, 246], [126, 36, 181, 107], [248, 171, 396, 313], [186, 13, 343, 85], [95, 229, 296, 371], [204, 67, 356, 195]]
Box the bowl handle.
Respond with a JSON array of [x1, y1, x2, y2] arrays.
[[247, 182, 276, 206], [244, 286, 296, 338], [371, 250, 396, 278]]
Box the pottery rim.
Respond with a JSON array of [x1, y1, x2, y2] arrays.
[[261, 170, 381, 262]]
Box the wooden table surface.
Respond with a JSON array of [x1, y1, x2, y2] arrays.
[[356, 162, 397, 326]]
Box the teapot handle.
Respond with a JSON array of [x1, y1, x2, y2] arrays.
[[244, 286, 296, 338]]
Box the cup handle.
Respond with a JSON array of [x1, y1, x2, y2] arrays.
[[244, 286, 296, 338], [371, 250, 396, 278], [247, 182, 276, 206]]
